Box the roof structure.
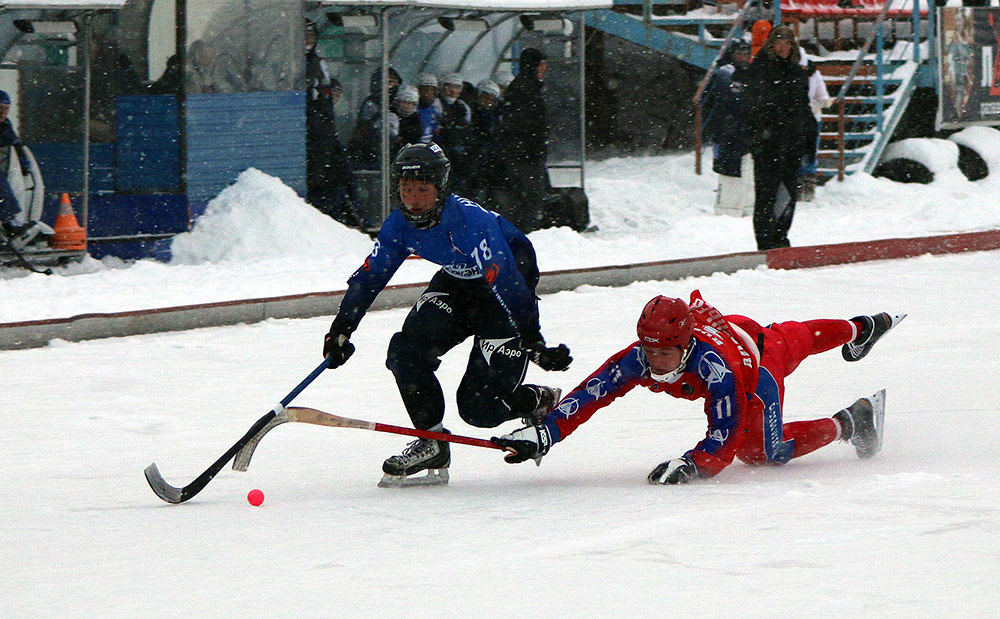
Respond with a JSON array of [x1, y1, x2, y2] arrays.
[[317, 0, 612, 11], [0, 1, 127, 8]]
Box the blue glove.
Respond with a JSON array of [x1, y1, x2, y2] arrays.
[[323, 330, 355, 369], [492, 425, 552, 464], [647, 457, 698, 485]]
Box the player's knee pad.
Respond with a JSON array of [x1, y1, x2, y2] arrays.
[[385, 331, 441, 376]]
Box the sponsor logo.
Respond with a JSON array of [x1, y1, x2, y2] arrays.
[[554, 398, 580, 418], [443, 263, 481, 279], [643, 336, 660, 344], [698, 352, 731, 386], [416, 292, 452, 314], [484, 263, 500, 284], [709, 429, 730, 443], [585, 377, 607, 399], [479, 337, 522, 364]]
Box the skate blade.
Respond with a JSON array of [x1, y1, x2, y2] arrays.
[[378, 468, 449, 488]]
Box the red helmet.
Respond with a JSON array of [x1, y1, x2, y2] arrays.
[[637, 296, 693, 349]]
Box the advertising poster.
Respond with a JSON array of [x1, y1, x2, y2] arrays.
[[937, 7, 1000, 128]]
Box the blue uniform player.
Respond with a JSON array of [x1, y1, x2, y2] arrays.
[[322, 142, 572, 487]]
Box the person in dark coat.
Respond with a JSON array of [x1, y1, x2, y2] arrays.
[[702, 41, 751, 179], [497, 47, 549, 233], [743, 26, 817, 250], [348, 67, 401, 170], [305, 20, 358, 226], [465, 79, 503, 205]]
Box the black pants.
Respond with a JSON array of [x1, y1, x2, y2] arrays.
[[751, 150, 800, 250], [385, 271, 533, 430], [497, 158, 547, 233]]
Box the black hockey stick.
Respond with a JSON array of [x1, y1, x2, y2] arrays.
[[0, 233, 53, 275], [144, 359, 329, 504]]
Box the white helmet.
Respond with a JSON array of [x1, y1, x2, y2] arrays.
[[396, 85, 419, 104], [416, 73, 438, 88], [476, 79, 501, 99], [441, 72, 464, 87]]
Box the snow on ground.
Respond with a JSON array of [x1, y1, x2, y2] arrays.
[[3, 250, 999, 616], [2, 148, 1000, 324]]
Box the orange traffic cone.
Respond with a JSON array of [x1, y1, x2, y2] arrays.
[[49, 193, 87, 251]]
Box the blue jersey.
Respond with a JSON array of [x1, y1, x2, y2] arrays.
[[334, 194, 540, 339]]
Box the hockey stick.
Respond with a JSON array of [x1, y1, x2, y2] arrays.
[[232, 406, 502, 472], [144, 359, 329, 504]]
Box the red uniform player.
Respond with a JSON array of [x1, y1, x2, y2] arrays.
[[493, 290, 905, 484]]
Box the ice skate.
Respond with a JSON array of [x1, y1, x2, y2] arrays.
[[834, 389, 885, 459], [521, 384, 561, 425], [842, 313, 906, 362], [378, 432, 451, 488]]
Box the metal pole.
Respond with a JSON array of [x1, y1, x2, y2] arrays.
[[579, 12, 586, 190], [380, 8, 390, 223], [694, 103, 702, 175], [875, 22, 884, 133], [837, 98, 845, 182], [912, 0, 920, 63], [81, 13, 91, 231]]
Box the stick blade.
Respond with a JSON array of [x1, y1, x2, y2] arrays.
[[144, 463, 186, 504]]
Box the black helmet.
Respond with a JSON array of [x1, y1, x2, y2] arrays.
[[391, 142, 451, 229]]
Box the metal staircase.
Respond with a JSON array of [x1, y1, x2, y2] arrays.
[[587, 0, 938, 179]]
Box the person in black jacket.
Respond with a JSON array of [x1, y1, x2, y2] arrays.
[[743, 26, 817, 250], [497, 47, 549, 233], [305, 20, 358, 226]]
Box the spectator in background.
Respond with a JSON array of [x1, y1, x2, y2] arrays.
[[0, 90, 53, 250], [494, 67, 515, 100], [348, 67, 401, 169], [389, 85, 422, 153], [466, 79, 503, 204], [305, 20, 358, 226], [798, 49, 832, 202], [701, 40, 753, 218], [498, 48, 549, 232], [438, 72, 473, 193], [743, 26, 816, 250], [416, 73, 443, 144]]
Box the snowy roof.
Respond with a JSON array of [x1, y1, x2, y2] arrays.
[[1, 1, 127, 7], [317, 0, 611, 11]]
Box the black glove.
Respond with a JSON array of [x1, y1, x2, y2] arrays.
[[322, 329, 355, 369], [527, 342, 572, 372], [492, 424, 552, 464], [647, 457, 698, 485]]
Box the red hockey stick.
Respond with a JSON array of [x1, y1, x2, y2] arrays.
[[231, 405, 501, 473]]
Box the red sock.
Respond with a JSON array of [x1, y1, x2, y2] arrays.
[[804, 319, 855, 355], [786, 418, 839, 458]]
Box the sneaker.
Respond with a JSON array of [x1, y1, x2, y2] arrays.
[[521, 385, 561, 425], [833, 389, 885, 459], [382, 432, 451, 477], [842, 313, 907, 362]]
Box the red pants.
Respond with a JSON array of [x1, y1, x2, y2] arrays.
[[726, 316, 855, 465]]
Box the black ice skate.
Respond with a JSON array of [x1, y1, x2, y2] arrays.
[[521, 385, 562, 425], [842, 313, 906, 362], [834, 389, 885, 459], [378, 432, 451, 488]]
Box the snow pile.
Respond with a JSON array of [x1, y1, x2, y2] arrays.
[[880, 137, 966, 185], [948, 126, 1000, 179], [169, 168, 373, 265]]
